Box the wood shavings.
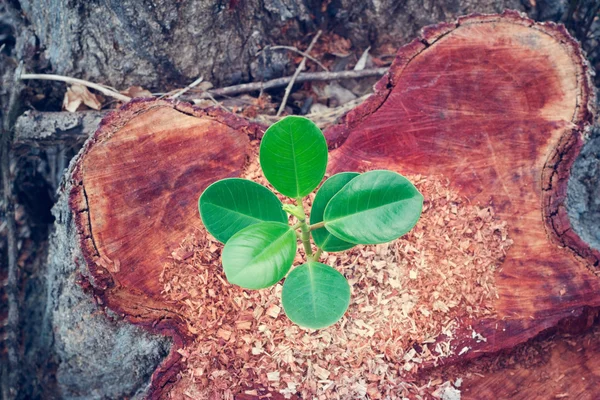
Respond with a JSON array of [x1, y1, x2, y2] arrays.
[[160, 147, 512, 399]]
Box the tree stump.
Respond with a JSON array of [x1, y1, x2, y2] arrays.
[[66, 99, 259, 396], [325, 10, 599, 360], [60, 11, 599, 399]]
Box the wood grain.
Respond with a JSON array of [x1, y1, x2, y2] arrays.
[[67, 11, 599, 399], [460, 323, 600, 399], [69, 99, 258, 396], [325, 10, 598, 362]]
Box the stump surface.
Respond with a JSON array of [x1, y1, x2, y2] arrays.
[[67, 11, 599, 399], [69, 99, 259, 393], [325, 10, 598, 360]]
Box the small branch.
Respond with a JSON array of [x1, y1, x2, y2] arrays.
[[189, 68, 387, 101], [312, 248, 323, 262], [204, 92, 230, 112], [261, 45, 328, 71], [308, 221, 325, 231], [253, 93, 370, 129], [277, 30, 322, 116], [169, 76, 204, 99], [19, 73, 132, 102]]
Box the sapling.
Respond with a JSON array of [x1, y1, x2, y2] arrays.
[[199, 116, 423, 329]]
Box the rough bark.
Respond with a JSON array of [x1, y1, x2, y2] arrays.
[[16, 0, 522, 90], [37, 181, 172, 399], [568, 126, 600, 253], [14, 110, 104, 145]]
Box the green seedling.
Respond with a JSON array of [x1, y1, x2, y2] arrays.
[[199, 116, 423, 329]]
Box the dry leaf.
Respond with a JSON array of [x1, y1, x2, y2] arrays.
[[120, 85, 153, 98], [63, 84, 102, 112], [354, 46, 371, 71], [317, 33, 352, 57]]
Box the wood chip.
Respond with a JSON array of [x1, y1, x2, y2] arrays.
[[266, 304, 281, 319], [159, 146, 512, 399]]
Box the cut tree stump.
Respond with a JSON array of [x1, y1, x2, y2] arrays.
[[459, 323, 600, 399], [67, 99, 259, 396], [326, 10, 599, 361], [62, 11, 600, 399]]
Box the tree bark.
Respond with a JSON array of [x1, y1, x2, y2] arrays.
[[16, 0, 522, 90], [53, 11, 600, 399], [37, 182, 172, 399]]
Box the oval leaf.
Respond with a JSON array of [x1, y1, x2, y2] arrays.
[[281, 262, 350, 329], [199, 178, 287, 243], [222, 222, 296, 289], [310, 172, 360, 252], [260, 116, 328, 198], [324, 170, 423, 244]]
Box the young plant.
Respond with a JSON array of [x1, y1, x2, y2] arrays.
[[199, 116, 423, 329]]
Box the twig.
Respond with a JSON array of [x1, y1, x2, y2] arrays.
[[169, 76, 204, 99], [260, 46, 328, 71], [277, 30, 322, 116], [19, 73, 132, 102], [203, 92, 230, 112], [253, 93, 370, 129], [187, 68, 387, 101], [1, 63, 23, 400]]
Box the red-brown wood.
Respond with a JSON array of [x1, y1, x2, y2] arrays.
[[67, 11, 599, 399], [325, 10, 598, 364], [460, 321, 600, 399], [69, 99, 259, 395]]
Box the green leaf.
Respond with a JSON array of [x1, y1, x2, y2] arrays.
[[323, 170, 423, 245], [199, 178, 287, 243], [282, 262, 350, 329], [260, 116, 328, 198], [310, 172, 360, 252], [222, 222, 296, 289]]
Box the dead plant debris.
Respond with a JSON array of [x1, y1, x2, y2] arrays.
[[62, 84, 102, 112], [160, 145, 512, 399]]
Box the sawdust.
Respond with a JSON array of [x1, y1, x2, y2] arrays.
[[160, 145, 512, 399]]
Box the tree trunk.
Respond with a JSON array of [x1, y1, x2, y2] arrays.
[[51, 11, 600, 399], [16, 0, 523, 89], [37, 181, 172, 399]]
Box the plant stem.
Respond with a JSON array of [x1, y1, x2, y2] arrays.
[[313, 248, 323, 261], [300, 222, 313, 258], [308, 221, 325, 231], [295, 197, 313, 258], [291, 222, 302, 230]]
